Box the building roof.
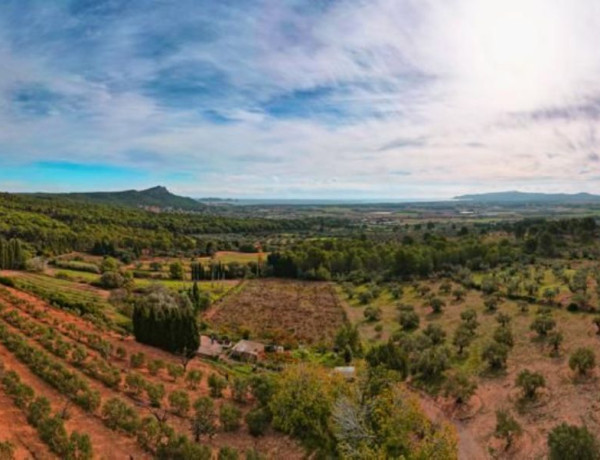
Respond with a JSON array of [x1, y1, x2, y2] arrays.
[[197, 335, 223, 357], [231, 339, 265, 355]]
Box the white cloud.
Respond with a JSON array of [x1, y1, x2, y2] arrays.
[[1, 0, 600, 197]]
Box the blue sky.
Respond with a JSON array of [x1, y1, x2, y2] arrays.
[[1, 0, 600, 198]]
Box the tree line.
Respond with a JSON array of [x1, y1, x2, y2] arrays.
[[132, 286, 199, 355]]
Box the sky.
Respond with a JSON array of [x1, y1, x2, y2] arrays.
[[1, 0, 600, 199]]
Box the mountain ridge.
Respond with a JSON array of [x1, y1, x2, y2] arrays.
[[22, 186, 204, 210], [454, 191, 600, 203]]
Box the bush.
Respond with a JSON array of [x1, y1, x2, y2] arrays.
[[218, 446, 239, 460], [146, 383, 165, 408], [169, 390, 190, 416], [452, 323, 474, 355], [493, 326, 514, 348], [101, 398, 140, 433], [443, 371, 477, 405], [428, 297, 445, 314], [495, 410, 522, 450], [130, 352, 146, 369], [231, 377, 248, 403], [245, 407, 271, 437], [515, 369, 545, 400], [482, 342, 509, 370], [398, 310, 420, 331], [98, 271, 125, 289], [460, 308, 479, 331], [0, 440, 14, 460], [186, 369, 203, 389], [148, 359, 165, 376], [363, 306, 381, 322], [423, 323, 446, 345], [569, 347, 596, 376], [219, 403, 242, 432], [548, 423, 599, 460], [167, 363, 184, 382], [530, 315, 556, 337], [191, 397, 216, 441], [208, 374, 227, 398]]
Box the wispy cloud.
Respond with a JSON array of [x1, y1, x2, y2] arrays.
[[0, 0, 600, 197]]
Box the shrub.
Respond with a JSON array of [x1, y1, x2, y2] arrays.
[[0, 440, 14, 460], [423, 323, 446, 345], [218, 446, 239, 460], [130, 352, 146, 369], [146, 383, 165, 407], [125, 372, 146, 397], [569, 347, 596, 376], [245, 448, 266, 460], [452, 324, 474, 355], [495, 410, 522, 450], [428, 297, 445, 314], [548, 331, 563, 356], [167, 363, 185, 382], [363, 306, 381, 322], [398, 310, 420, 331], [443, 371, 477, 405], [191, 397, 216, 441], [231, 377, 248, 403], [496, 313, 511, 327], [245, 407, 271, 437], [208, 374, 227, 398], [148, 359, 165, 376], [530, 315, 556, 338], [168, 390, 190, 416], [482, 342, 509, 370], [98, 271, 125, 289], [102, 398, 140, 433], [460, 309, 479, 331], [493, 326, 514, 348], [515, 369, 545, 400], [547, 423, 599, 460], [186, 369, 203, 389], [483, 296, 499, 312], [219, 403, 242, 432]]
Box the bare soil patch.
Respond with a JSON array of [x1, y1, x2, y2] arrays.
[[206, 279, 347, 346]]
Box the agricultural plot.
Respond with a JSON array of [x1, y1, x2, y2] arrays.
[[0, 285, 305, 459], [340, 279, 600, 459], [206, 279, 347, 347]]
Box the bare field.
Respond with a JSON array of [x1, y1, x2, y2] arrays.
[[206, 279, 347, 346]]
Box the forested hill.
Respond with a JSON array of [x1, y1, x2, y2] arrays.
[[454, 191, 600, 203], [0, 192, 341, 256], [23, 185, 203, 211]]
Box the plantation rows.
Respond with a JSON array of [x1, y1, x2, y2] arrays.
[[0, 287, 273, 458], [1, 363, 92, 459]]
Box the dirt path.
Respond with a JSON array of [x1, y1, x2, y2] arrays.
[[0, 340, 147, 460], [417, 393, 490, 460]]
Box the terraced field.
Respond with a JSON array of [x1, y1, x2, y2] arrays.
[[0, 285, 304, 459]]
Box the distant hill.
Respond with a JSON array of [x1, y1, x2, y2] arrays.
[[25, 186, 204, 210], [454, 191, 600, 203]]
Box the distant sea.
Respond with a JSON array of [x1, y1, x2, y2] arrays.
[[201, 198, 449, 206]]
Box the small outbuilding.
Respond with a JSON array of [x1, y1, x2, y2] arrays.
[[230, 340, 265, 363], [197, 335, 224, 360]]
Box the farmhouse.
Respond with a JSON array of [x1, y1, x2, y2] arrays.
[[197, 335, 224, 360], [230, 339, 265, 362]]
